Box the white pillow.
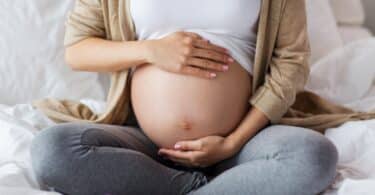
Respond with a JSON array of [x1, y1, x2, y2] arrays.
[[0, 0, 105, 105], [305, 38, 375, 109], [338, 26, 373, 45], [306, 0, 344, 64], [330, 0, 365, 25]]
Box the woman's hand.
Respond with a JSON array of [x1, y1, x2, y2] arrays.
[[158, 135, 237, 168], [146, 31, 234, 79]]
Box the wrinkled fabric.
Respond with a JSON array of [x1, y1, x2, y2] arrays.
[[32, 0, 375, 132]]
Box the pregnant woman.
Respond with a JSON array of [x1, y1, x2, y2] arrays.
[[30, 0, 338, 195]]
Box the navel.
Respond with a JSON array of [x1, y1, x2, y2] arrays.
[[179, 120, 193, 131]]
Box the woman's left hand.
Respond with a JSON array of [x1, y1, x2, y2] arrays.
[[158, 135, 237, 168]]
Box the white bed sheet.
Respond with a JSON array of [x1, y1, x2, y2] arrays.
[[0, 100, 106, 195], [1, 39, 375, 195]]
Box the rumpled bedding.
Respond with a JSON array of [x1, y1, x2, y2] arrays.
[[1, 39, 375, 195]]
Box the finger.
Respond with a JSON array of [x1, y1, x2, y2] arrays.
[[193, 39, 230, 55], [160, 150, 206, 167], [158, 149, 196, 160], [186, 57, 228, 72], [181, 66, 217, 79], [191, 48, 231, 65], [174, 140, 203, 151], [183, 32, 203, 40]]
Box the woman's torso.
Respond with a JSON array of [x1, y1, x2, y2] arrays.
[[130, 0, 260, 148], [130, 0, 261, 74]]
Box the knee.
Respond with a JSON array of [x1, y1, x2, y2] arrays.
[[299, 130, 338, 192], [266, 125, 338, 193], [30, 123, 78, 187], [299, 131, 338, 194]]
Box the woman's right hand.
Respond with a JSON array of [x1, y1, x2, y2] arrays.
[[146, 31, 234, 79]]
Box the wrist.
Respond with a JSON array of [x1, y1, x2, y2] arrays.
[[226, 129, 251, 152], [141, 40, 157, 64], [224, 136, 241, 155]]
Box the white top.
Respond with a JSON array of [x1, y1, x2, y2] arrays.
[[130, 0, 261, 74]]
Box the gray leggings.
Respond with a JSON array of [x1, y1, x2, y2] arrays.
[[30, 121, 338, 195]]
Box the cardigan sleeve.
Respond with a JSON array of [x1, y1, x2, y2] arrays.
[[250, 0, 311, 124], [64, 0, 106, 47]]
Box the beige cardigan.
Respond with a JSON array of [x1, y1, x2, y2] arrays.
[[32, 0, 375, 132]]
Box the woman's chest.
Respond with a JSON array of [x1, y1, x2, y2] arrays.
[[129, 0, 261, 37]]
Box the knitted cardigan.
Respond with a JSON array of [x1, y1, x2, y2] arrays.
[[32, 0, 375, 132]]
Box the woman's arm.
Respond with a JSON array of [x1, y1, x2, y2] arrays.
[[65, 32, 233, 78], [64, 0, 232, 76], [225, 107, 269, 151], [65, 0, 138, 72], [65, 38, 151, 72], [227, 0, 311, 152]]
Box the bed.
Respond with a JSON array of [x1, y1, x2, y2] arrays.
[[0, 0, 374, 194]]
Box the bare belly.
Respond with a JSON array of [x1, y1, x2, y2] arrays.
[[130, 60, 252, 148]]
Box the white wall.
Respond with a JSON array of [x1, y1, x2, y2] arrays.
[[363, 0, 375, 33]]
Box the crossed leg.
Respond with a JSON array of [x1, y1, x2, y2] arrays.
[[189, 125, 338, 195], [30, 122, 208, 195]]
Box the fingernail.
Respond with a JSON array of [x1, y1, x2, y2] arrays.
[[174, 144, 181, 149], [210, 73, 217, 78], [222, 65, 229, 71], [228, 58, 234, 63]]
